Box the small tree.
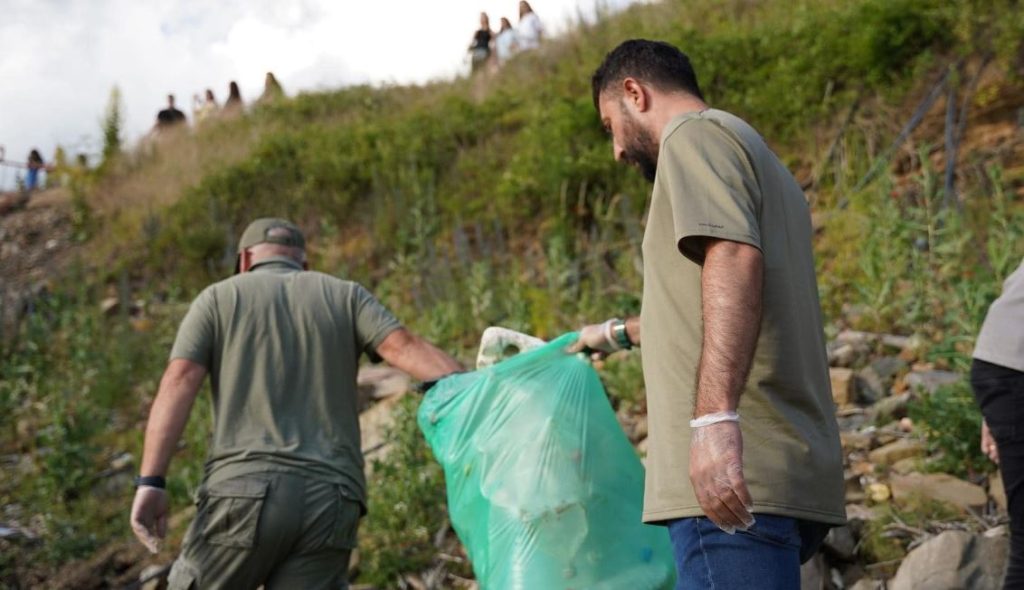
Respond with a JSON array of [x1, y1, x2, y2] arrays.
[[100, 86, 123, 167]]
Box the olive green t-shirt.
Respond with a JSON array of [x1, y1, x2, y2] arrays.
[[170, 257, 402, 506], [640, 110, 845, 525]]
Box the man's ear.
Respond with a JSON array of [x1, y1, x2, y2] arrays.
[[622, 78, 649, 112]]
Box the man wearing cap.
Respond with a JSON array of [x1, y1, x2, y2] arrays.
[[129, 218, 463, 589]]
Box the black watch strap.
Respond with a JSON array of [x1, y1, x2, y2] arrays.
[[134, 475, 167, 489]]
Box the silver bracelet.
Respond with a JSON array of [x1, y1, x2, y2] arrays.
[[689, 411, 740, 428]]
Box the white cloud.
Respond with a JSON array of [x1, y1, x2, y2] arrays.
[[0, 0, 639, 189]]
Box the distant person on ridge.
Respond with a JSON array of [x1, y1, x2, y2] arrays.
[[155, 94, 187, 130], [193, 89, 219, 126], [468, 12, 493, 74], [257, 72, 285, 105], [516, 1, 544, 51], [25, 149, 45, 191], [571, 40, 845, 588], [494, 17, 518, 66], [971, 257, 1024, 589], [129, 218, 463, 588], [223, 81, 244, 117]]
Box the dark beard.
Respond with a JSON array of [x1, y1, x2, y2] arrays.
[[622, 144, 657, 183], [619, 108, 659, 183]]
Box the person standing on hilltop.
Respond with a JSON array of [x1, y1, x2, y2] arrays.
[[155, 94, 187, 131], [257, 72, 285, 105], [193, 89, 219, 126], [25, 149, 45, 191], [570, 40, 845, 588], [223, 81, 244, 117], [129, 218, 463, 588], [494, 17, 518, 66], [971, 257, 1024, 589], [468, 12, 493, 74], [516, 1, 544, 51]]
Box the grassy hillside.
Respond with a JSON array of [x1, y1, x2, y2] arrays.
[[2, 0, 1024, 586]]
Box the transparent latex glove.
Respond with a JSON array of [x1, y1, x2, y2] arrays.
[[689, 420, 755, 534], [130, 486, 169, 553]]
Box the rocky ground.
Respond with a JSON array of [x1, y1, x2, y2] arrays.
[[0, 187, 78, 340]]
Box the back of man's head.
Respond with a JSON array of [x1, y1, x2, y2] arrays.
[[235, 218, 306, 273], [591, 40, 704, 110]]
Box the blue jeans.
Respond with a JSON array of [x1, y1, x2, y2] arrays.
[[667, 515, 829, 590]]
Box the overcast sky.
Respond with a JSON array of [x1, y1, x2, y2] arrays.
[[0, 0, 638, 190]]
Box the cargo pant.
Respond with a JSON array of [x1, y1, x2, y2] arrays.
[[167, 472, 361, 590]]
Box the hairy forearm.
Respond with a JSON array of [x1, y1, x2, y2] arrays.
[[377, 328, 464, 381], [140, 359, 206, 477], [694, 240, 763, 416]]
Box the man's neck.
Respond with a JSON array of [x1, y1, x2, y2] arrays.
[[650, 94, 710, 140]]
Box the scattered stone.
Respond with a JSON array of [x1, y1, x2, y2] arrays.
[[823, 525, 857, 561], [800, 553, 825, 590], [828, 342, 860, 367], [867, 392, 912, 424], [840, 430, 873, 452], [830, 367, 855, 406], [985, 525, 1008, 539], [359, 392, 407, 470], [100, 296, 120, 316], [356, 366, 410, 409], [867, 482, 891, 503], [890, 457, 920, 475], [868, 438, 925, 465], [637, 437, 649, 467], [890, 472, 987, 512], [890, 530, 1007, 590], [904, 370, 962, 395], [110, 452, 134, 471], [857, 356, 908, 403], [140, 563, 169, 590], [849, 578, 882, 590]]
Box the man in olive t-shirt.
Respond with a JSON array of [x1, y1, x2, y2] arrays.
[[572, 41, 844, 588], [129, 218, 462, 589]]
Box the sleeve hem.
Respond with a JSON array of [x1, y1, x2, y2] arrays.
[[676, 229, 762, 264], [364, 322, 403, 363]]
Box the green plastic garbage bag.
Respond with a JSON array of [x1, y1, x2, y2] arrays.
[[418, 333, 675, 589]]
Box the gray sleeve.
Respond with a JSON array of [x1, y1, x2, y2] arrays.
[[169, 288, 216, 368], [660, 119, 762, 264], [351, 283, 402, 362]]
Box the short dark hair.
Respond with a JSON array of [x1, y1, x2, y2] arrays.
[[591, 40, 704, 110]]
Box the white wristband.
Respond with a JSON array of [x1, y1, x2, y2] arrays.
[[602, 318, 622, 351], [689, 411, 740, 428]]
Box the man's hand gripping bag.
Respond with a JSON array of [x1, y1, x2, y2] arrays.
[[418, 333, 675, 589]]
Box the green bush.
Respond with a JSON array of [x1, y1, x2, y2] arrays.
[[909, 381, 989, 478]]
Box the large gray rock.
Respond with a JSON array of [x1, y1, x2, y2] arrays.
[[800, 553, 825, 590], [868, 438, 925, 465], [904, 370, 962, 395], [867, 392, 912, 423], [890, 472, 987, 512], [823, 525, 857, 561], [890, 530, 1007, 590], [830, 367, 855, 406], [857, 357, 908, 403]]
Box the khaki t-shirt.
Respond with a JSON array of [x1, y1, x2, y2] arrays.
[[170, 257, 402, 507], [640, 110, 845, 525], [973, 258, 1024, 372]]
